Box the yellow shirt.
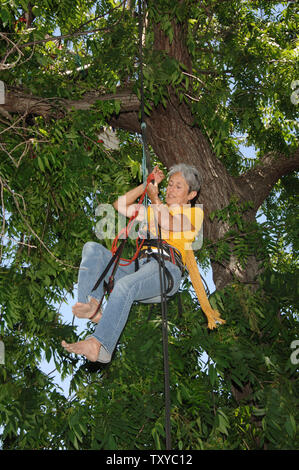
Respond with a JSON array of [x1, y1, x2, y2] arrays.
[[146, 204, 203, 264]]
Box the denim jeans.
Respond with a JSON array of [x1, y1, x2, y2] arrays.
[[77, 241, 182, 362]]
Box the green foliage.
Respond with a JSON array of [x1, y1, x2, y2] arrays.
[[0, 0, 298, 451]]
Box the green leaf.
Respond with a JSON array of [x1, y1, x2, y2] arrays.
[[208, 364, 217, 387], [0, 8, 11, 27], [285, 415, 296, 438], [45, 347, 52, 363], [37, 157, 45, 172], [216, 410, 230, 436]]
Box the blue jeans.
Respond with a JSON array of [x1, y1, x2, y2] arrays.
[[77, 241, 182, 362]]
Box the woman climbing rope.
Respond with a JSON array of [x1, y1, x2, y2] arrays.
[[61, 163, 204, 363]]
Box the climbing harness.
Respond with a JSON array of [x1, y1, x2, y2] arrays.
[[136, 238, 184, 274]]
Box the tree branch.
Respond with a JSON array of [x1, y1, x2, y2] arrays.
[[236, 147, 299, 210], [0, 176, 80, 270], [1, 86, 140, 123]]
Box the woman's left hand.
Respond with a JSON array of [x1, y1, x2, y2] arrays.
[[147, 181, 160, 204]]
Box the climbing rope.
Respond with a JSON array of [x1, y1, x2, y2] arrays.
[[138, 0, 172, 450]]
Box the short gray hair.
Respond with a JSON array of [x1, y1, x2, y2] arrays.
[[168, 163, 201, 193]]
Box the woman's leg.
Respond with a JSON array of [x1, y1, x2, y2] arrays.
[[92, 259, 182, 361], [73, 241, 135, 320], [62, 258, 181, 363], [77, 241, 122, 303]]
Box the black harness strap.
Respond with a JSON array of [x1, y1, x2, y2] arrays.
[[138, 1, 172, 447], [138, 238, 184, 273], [89, 239, 127, 321], [88, 233, 175, 449], [91, 239, 126, 293], [89, 238, 174, 449]]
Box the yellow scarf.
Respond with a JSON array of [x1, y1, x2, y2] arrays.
[[185, 249, 226, 329], [147, 204, 225, 329]]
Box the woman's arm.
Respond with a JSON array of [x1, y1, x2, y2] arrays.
[[113, 165, 165, 220], [113, 183, 145, 218]]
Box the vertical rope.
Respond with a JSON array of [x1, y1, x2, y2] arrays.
[[138, 0, 151, 177], [138, 0, 172, 450], [156, 224, 172, 451]]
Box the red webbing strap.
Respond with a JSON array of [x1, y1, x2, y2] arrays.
[[111, 172, 155, 265]]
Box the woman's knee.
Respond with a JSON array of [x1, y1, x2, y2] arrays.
[[114, 276, 135, 297], [82, 241, 103, 256]]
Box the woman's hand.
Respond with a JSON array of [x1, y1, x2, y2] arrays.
[[151, 165, 165, 185], [113, 165, 165, 217], [146, 166, 164, 204], [147, 181, 160, 204]]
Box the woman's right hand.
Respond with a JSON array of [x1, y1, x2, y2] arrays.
[[151, 165, 165, 185]]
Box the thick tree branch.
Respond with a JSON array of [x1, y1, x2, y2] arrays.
[[236, 148, 299, 210], [0, 86, 140, 122]]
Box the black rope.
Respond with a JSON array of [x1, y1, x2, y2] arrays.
[[138, 0, 172, 450], [138, 0, 152, 176], [89, 239, 127, 321], [156, 225, 172, 450]]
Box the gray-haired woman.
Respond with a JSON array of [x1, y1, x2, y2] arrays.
[[62, 164, 203, 362]]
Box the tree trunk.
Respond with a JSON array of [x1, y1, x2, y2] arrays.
[[138, 89, 260, 288]]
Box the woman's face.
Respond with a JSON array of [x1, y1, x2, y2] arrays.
[[165, 172, 197, 206]]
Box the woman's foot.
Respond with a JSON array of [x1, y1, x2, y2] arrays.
[[61, 337, 101, 362], [72, 297, 102, 323]]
